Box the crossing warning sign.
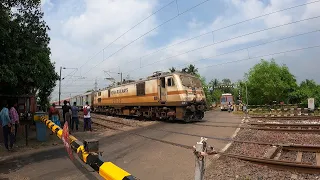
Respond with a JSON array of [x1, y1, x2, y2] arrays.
[[62, 121, 73, 160], [308, 98, 315, 110]]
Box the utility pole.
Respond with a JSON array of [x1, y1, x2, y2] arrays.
[[94, 78, 98, 91], [58, 66, 77, 106], [59, 66, 62, 106], [120, 72, 123, 84]]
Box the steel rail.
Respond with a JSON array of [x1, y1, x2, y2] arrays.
[[91, 118, 194, 150], [249, 123, 320, 127], [250, 116, 320, 119], [219, 152, 320, 174]]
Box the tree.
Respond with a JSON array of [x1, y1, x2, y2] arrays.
[[186, 64, 198, 75], [212, 89, 223, 103], [245, 59, 297, 105], [169, 67, 176, 73], [289, 79, 320, 107], [222, 78, 231, 85], [0, 0, 59, 109]]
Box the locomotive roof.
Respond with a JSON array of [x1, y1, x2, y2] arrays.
[[68, 72, 199, 97], [101, 72, 198, 90]]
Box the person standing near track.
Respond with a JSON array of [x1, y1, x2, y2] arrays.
[[9, 102, 19, 142], [0, 102, 14, 151], [71, 102, 79, 131], [83, 101, 92, 132], [62, 100, 71, 126]]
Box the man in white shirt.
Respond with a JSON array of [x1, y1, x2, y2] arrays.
[[83, 101, 92, 132]]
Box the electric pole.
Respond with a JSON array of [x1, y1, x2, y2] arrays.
[[120, 72, 123, 84], [59, 66, 62, 106], [94, 79, 98, 91]]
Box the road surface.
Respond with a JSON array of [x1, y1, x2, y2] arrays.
[[0, 110, 243, 180]]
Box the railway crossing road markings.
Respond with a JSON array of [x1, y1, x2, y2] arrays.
[[205, 116, 246, 168]]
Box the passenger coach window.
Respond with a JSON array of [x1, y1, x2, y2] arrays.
[[168, 78, 174, 87]]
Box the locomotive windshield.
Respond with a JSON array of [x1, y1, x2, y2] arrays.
[[180, 75, 202, 88]]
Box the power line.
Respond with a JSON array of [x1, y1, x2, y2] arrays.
[[82, 0, 212, 75], [136, 29, 319, 78], [77, 0, 176, 71], [60, 0, 176, 83], [175, 30, 320, 69], [200, 45, 320, 69], [109, 0, 320, 70], [125, 15, 320, 73]]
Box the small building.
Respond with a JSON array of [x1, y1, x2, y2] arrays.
[[0, 94, 36, 143]]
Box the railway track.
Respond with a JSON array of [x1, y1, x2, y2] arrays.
[[91, 114, 320, 174], [223, 144, 320, 173], [90, 117, 194, 150], [90, 114, 319, 146], [251, 116, 320, 120]]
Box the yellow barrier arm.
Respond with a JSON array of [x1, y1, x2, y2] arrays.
[[39, 116, 136, 180]]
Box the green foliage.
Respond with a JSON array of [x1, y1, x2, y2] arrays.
[[0, 0, 58, 109], [245, 59, 298, 105], [196, 74, 212, 106], [289, 79, 320, 107], [169, 67, 176, 73], [212, 89, 224, 103]]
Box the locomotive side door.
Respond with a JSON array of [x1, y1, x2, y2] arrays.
[[158, 77, 167, 103]]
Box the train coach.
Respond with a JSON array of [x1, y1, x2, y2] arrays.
[[70, 92, 94, 110], [93, 71, 207, 122]]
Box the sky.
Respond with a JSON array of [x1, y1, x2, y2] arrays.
[[39, 0, 320, 101]]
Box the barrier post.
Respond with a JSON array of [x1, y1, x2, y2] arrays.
[[39, 116, 136, 180], [194, 137, 206, 180], [193, 137, 217, 180]]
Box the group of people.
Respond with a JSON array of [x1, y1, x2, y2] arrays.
[[0, 102, 20, 151], [49, 101, 92, 132]]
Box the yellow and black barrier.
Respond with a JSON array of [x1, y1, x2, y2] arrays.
[[39, 116, 136, 180]]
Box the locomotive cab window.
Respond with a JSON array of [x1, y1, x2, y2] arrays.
[[167, 77, 174, 87], [160, 77, 165, 88], [98, 92, 101, 96]]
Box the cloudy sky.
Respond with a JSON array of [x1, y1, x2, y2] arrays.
[[40, 0, 320, 101]]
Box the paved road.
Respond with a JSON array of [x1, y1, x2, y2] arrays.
[[0, 110, 243, 180]]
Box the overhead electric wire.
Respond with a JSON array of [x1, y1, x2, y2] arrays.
[[77, 0, 176, 70], [60, 0, 176, 83], [108, 0, 320, 70], [82, 0, 212, 75], [200, 45, 320, 69], [124, 15, 320, 74], [57, 1, 320, 99], [135, 28, 320, 78]]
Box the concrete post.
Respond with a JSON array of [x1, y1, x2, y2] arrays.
[[194, 137, 207, 180]]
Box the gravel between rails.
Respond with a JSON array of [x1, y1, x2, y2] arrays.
[[279, 150, 297, 162], [234, 129, 320, 145], [205, 116, 320, 180], [227, 142, 269, 158], [302, 152, 317, 165]]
